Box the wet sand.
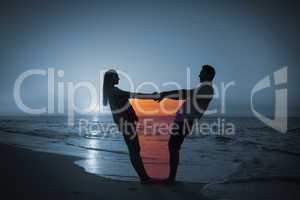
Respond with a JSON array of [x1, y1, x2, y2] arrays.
[[2, 142, 299, 200], [0, 144, 208, 200]]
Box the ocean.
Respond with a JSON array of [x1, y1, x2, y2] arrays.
[[0, 115, 300, 184]]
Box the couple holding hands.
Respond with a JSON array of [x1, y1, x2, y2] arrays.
[[102, 65, 215, 184]]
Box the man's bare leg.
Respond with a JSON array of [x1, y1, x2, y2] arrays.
[[167, 121, 193, 183]]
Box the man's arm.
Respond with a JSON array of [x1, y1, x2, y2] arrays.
[[160, 89, 192, 100], [131, 92, 159, 99], [115, 87, 158, 99]]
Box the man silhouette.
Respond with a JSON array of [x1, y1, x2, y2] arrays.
[[157, 65, 215, 183]]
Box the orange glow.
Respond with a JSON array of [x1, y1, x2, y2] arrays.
[[130, 99, 184, 117], [130, 99, 183, 179], [137, 117, 174, 179], [138, 134, 170, 179]]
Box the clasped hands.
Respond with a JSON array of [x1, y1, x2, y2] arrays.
[[151, 92, 165, 102]]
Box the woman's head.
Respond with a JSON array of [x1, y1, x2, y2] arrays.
[[103, 69, 119, 106]]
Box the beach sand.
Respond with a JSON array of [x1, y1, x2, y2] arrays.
[[2, 143, 300, 200], [0, 144, 208, 200]]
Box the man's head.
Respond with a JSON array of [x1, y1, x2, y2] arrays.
[[199, 65, 215, 82]]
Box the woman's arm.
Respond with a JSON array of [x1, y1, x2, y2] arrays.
[[115, 87, 158, 99]]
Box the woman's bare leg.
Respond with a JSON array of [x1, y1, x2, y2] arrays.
[[122, 124, 150, 182]]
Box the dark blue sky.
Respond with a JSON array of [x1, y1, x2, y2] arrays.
[[0, 0, 299, 116]]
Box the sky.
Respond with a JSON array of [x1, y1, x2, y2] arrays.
[[0, 0, 299, 116]]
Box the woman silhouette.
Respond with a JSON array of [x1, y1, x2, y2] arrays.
[[103, 69, 155, 183]]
